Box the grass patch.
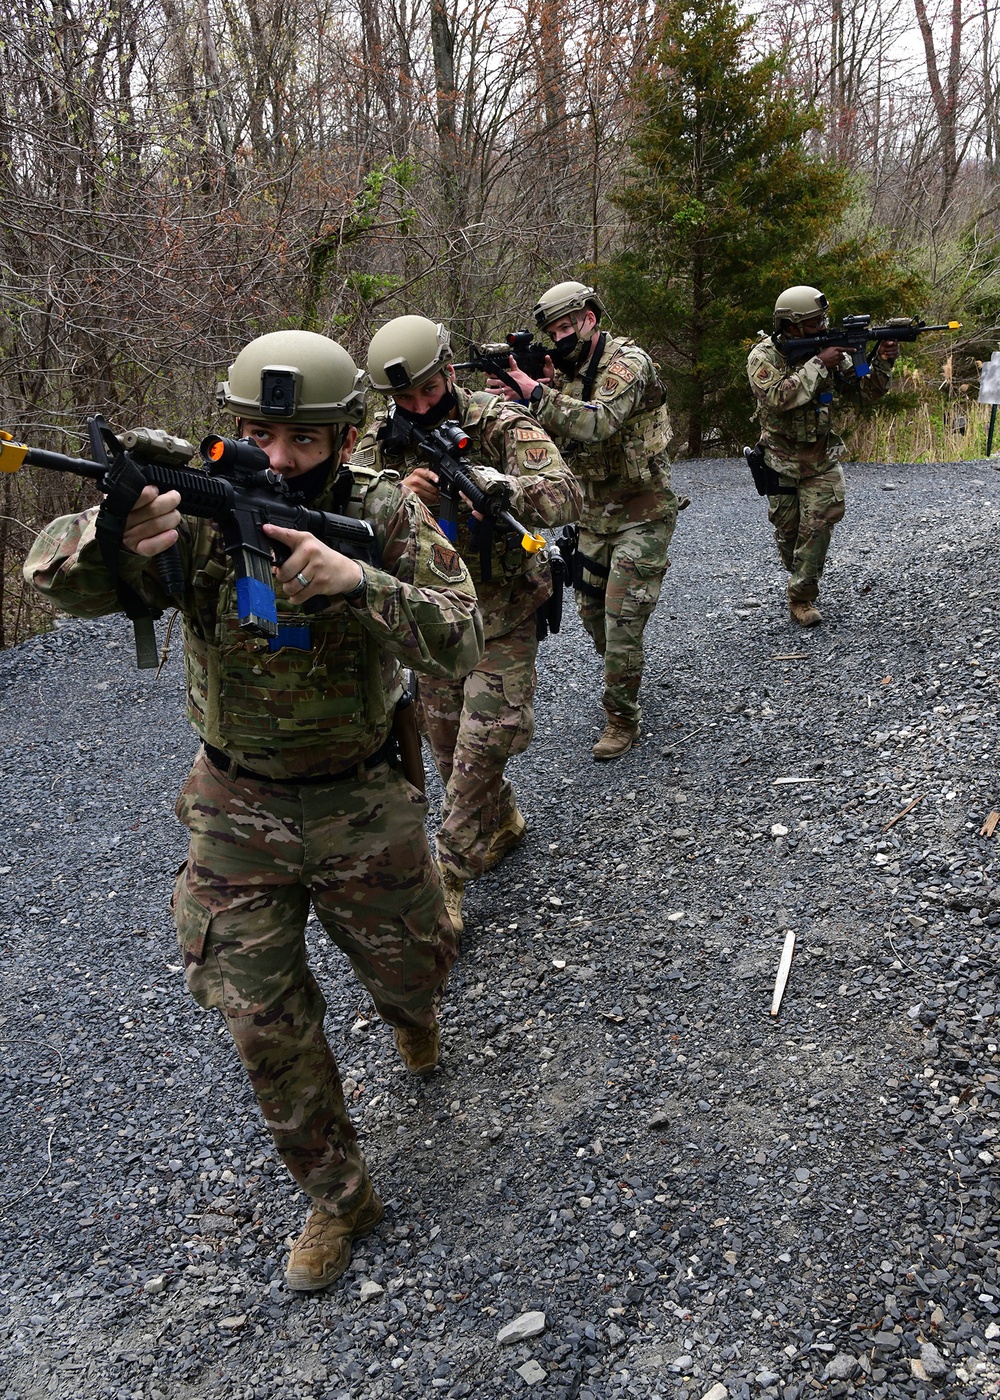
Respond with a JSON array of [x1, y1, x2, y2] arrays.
[[846, 366, 998, 464]]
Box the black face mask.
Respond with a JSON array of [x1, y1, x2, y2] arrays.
[[288, 454, 337, 501], [394, 387, 458, 430], [550, 331, 584, 372]]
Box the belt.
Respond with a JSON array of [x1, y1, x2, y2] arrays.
[[202, 738, 395, 786]]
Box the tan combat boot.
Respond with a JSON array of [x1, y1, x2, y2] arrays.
[[483, 807, 527, 872], [393, 1020, 440, 1074], [592, 713, 640, 761], [285, 1180, 384, 1292], [439, 865, 465, 935], [789, 597, 822, 626]]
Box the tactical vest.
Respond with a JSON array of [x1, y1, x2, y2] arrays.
[[557, 337, 671, 484], [181, 467, 394, 762], [753, 337, 833, 447]]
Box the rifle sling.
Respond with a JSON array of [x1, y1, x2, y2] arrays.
[[495, 367, 526, 398], [94, 454, 162, 669], [581, 333, 607, 403], [330, 464, 355, 514]]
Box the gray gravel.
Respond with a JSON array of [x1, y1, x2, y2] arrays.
[[2, 457, 1000, 1400]]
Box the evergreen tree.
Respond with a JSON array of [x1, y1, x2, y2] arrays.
[[593, 0, 923, 454]]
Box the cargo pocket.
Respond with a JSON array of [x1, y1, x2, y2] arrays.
[[821, 470, 846, 525], [171, 868, 219, 1008], [399, 872, 455, 1001], [500, 662, 536, 709], [619, 556, 666, 621]]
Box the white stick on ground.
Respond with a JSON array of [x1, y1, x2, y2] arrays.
[[771, 929, 796, 1016]]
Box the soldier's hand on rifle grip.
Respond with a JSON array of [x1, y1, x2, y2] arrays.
[[487, 356, 545, 403], [402, 466, 485, 521], [400, 466, 441, 509], [877, 340, 899, 362], [121, 485, 182, 557], [263, 523, 363, 602], [817, 346, 851, 370]]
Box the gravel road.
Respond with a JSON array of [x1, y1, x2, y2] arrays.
[[2, 457, 1000, 1400]]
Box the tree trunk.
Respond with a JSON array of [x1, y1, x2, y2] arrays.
[[913, 0, 965, 213], [430, 0, 461, 224]]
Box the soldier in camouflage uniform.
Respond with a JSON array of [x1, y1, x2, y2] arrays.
[[747, 285, 898, 625], [488, 282, 678, 761], [24, 331, 483, 1293], [357, 315, 581, 934]]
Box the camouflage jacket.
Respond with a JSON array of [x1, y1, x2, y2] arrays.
[[531, 334, 676, 534], [351, 384, 580, 642], [24, 464, 484, 780], [747, 334, 893, 479]]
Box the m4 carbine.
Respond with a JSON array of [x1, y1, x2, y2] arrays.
[[2, 417, 379, 667], [453, 331, 549, 395], [380, 412, 544, 581], [778, 315, 961, 378]]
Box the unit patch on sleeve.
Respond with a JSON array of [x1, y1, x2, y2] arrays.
[[429, 541, 465, 582], [524, 446, 551, 466], [605, 359, 636, 384], [515, 427, 549, 441]]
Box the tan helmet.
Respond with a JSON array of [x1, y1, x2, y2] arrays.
[[217, 330, 367, 426], [773, 286, 829, 332], [533, 281, 605, 332], [367, 315, 452, 393]]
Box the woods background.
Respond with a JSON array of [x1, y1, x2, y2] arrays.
[[1, 0, 999, 645]]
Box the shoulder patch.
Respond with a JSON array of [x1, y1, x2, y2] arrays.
[[515, 427, 549, 441], [428, 540, 465, 583], [599, 376, 621, 397], [524, 446, 551, 466], [755, 366, 774, 384], [605, 359, 636, 384]]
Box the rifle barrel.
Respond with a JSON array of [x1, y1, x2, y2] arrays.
[[25, 446, 105, 480]]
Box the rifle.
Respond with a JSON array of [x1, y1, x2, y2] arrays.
[[453, 330, 549, 397], [2, 416, 379, 667], [777, 315, 961, 378], [379, 412, 544, 582]]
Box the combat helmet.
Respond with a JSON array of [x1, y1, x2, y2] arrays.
[[217, 330, 367, 426], [367, 316, 452, 393], [533, 281, 605, 333], [773, 286, 829, 332]]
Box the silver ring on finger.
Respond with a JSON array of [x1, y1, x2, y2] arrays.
[[295, 571, 310, 589]]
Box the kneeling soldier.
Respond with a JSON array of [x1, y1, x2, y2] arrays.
[[25, 330, 483, 1292], [358, 314, 581, 933]]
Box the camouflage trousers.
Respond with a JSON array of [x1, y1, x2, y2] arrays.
[[172, 751, 456, 1215], [575, 518, 674, 726], [768, 466, 846, 603], [416, 610, 538, 882]]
